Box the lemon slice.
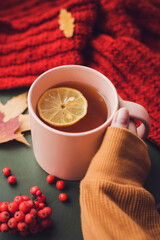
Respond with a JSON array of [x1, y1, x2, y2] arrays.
[[37, 87, 88, 127]]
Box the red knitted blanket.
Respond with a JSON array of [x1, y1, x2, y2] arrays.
[[0, 0, 160, 147]]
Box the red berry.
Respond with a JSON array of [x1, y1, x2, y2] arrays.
[[25, 213, 35, 224], [38, 202, 46, 210], [56, 180, 65, 190], [46, 175, 54, 183], [7, 175, 16, 184], [37, 194, 46, 203], [14, 211, 25, 222], [30, 220, 38, 228], [59, 193, 68, 202], [33, 201, 39, 209], [17, 222, 28, 232], [19, 201, 30, 213], [38, 209, 48, 219], [28, 200, 35, 208], [30, 186, 40, 195], [43, 207, 52, 217], [14, 196, 24, 205], [8, 202, 19, 213], [40, 218, 52, 228], [30, 208, 37, 216], [8, 217, 17, 229], [0, 211, 10, 222], [2, 168, 11, 176], [28, 200, 39, 209], [22, 195, 30, 201], [0, 202, 9, 211], [1, 223, 9, 232], [36, 190, 42, 196]]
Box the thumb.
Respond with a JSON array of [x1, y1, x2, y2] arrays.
[[111, 108, 129, 129]]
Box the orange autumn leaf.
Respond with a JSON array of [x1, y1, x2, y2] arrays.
[[0, 92, 31, 145], [58, 9, 75, 38]]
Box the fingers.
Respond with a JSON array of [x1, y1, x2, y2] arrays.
[[128, 120, 137, 135], [111, 108, 129, 129], [111, 108, 138, 135]]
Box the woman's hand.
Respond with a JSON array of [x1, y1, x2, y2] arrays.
[[111, 107, 137, 135]]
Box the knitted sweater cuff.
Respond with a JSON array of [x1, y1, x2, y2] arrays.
[[83, 127, 151, 187]]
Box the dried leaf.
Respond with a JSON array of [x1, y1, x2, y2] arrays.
[[0, 92, 28, 122], [18, 114, 30, 132], [0, 113, 22, 143], [58, 9, 75, 38], [15, 114, 30, 146], [0, 92, 31, 145]]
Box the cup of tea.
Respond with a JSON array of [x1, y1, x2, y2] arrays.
[[28, 65, 150, 180]]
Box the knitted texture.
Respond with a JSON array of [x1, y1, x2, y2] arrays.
[[80, 127, 160, 240], [0, 0, 160, 147]]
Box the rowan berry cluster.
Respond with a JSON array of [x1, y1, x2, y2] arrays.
[[0, 168, 68, 236], [0, 186, 52, 236]]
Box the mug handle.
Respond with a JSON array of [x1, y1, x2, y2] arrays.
[[119, 97, 150, 139]]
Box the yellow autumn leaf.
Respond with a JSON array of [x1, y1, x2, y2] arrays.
[[58, 9, 75, 38], [15, 114, 31, 146], [0, 92, 28, 122]]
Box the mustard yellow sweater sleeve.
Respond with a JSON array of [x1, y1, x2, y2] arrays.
[[80, 127, 160, 240]]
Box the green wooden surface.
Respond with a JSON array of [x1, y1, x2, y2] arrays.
[[0, 88, 83, 240], [0, 88, 160, 239]]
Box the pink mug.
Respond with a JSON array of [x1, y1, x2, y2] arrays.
[[28, 65, 150, 180]]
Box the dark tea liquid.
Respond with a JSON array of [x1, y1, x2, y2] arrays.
[[38, 81, 108, 133]]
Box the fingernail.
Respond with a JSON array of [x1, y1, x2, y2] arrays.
[[116, 108, 129, 127]]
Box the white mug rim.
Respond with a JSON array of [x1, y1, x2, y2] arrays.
[[28, 65, 119, 137]]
